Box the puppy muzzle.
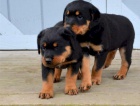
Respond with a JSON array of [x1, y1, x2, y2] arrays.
[[45, 58, 52, 64]]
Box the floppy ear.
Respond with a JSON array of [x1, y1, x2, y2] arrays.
[[63, 7, 67, 24], [61, 27, 75, 39], [89, 6, 101, 29], [37, 30, 45, 54], [61, 28, 82, 60], [89, 5, 100, 21]]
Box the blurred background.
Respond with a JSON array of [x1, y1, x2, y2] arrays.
[[0, 0, 139, 49]]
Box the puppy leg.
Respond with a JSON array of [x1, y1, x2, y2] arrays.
[[114, 47, 131, 80], [92, 52, 108, 85], [92, 59, 102, 85], [39, 65, 54, 99], [79, 55, 92, 92], [65, 65, 79, 95], [77, 70, 82, 80], [104, 50, 117, 68], [54, 68, 62, 83]]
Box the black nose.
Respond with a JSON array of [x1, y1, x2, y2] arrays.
[[45, 58, 52, 64]]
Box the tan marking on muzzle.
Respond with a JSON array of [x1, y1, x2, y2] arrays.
[[42, 46, 72, 68], [42, 56, 55, 68], [51, 46, 72, 67], [72, 20, 90, 35]]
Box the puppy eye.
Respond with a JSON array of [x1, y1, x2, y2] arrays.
[[66, 10, 70, 15], [53, 43, 58, 47], [42, 43, 47, 50], [65, 13, 69, 17], [77, 15, 83, 20]]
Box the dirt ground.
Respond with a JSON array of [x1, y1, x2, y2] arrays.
[[0, 50, 140, 106]]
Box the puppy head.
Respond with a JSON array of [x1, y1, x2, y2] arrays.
[[37, 27, 81, 68], [63, 0, 100, 35]]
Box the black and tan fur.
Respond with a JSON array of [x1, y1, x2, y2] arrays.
[[37, 23, 83, 99], [63, 0, 135, 85]]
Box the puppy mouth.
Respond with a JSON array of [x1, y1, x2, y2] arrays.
[[64, 21, 90, 35], [42, 58, 65, 68], [42, 46, 72, 68], [64, 23, 84, 35]]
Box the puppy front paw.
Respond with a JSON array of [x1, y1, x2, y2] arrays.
[[79, 80, 92, 92], [39, 91, 54, 99], [113, 65, 128, 80], [39, 81, 54, 99], [65, 85, 78, 95], [92, 76, 101, 85]]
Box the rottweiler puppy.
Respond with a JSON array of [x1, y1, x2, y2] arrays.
[[37, 23, 85, 99], [63, 0, 135, 85]]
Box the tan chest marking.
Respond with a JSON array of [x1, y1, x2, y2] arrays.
[[80, 42, 103, 52]]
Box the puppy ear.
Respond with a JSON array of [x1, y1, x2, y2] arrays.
[[37, 30, 45, 54], [61, 28, 82, 60], [63, 8, 67, 24], [90, 6, 100, 21], [89, 6, 100, 29], [61, 27, 75, 39]]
